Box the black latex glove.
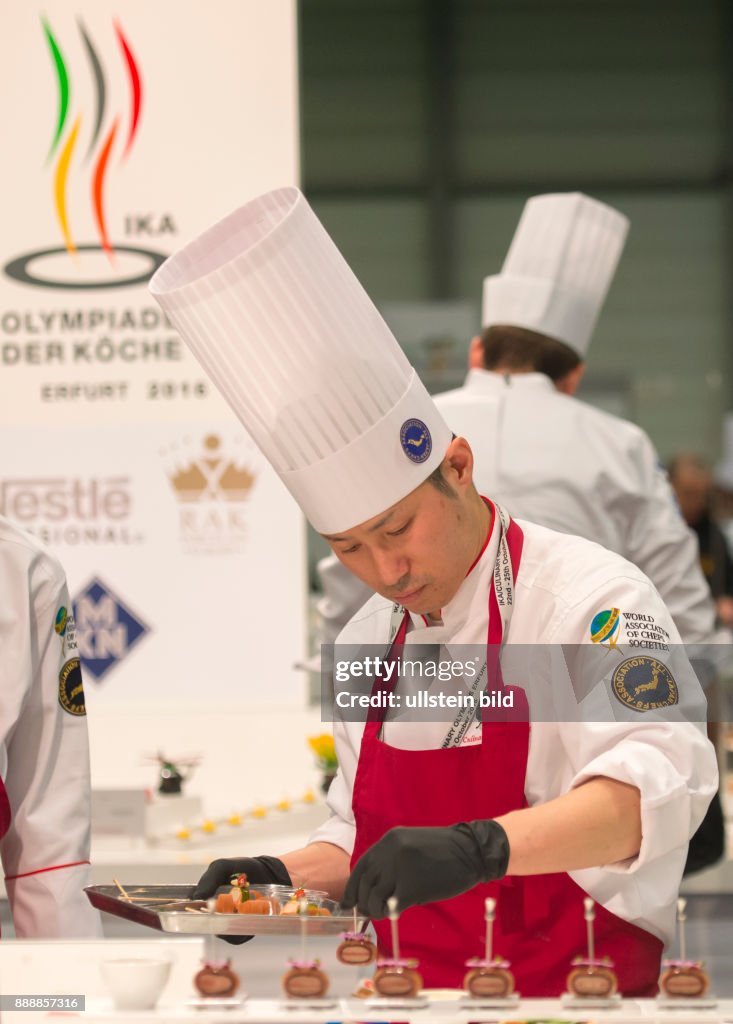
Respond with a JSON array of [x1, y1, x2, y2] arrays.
[[341, 821, 509, 920], [192, 855, 291, 945]]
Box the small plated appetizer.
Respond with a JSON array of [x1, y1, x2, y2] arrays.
[[373, 958, 423, 998], [282, 959, 329, 998], [194, 959, 239, 998], [463, 957, 515, 998]]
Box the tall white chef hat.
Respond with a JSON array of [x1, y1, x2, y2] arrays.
[[149, 187, 452, 535], [482, 192, 629, 357], [714, 414, 733, 491]]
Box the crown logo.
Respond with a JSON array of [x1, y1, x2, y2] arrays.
[[168, 435, 256, 503]]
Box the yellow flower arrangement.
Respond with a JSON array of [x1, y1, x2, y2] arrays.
[[308, 733, 338, 772]]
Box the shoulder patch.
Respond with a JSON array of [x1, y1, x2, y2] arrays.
[[611, 656, 678, 712], [59, 657, 86, 716], [54, 606, 68, 635], [590, 608, 620, 646]]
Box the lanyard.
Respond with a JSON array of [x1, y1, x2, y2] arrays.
[[383, 502, 521, 747]]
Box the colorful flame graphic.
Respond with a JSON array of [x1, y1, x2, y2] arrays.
[[42, 18, 143, 262]]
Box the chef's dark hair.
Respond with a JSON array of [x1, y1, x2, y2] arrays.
[[427, 434, 459, 498], [479, 324, 581, 382]]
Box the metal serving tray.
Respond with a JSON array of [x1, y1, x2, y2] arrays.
[[85, 884, 367, 936]]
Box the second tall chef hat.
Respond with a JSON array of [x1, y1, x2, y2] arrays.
[[149, 187, 452, 535], [482, 192, 629, 357]]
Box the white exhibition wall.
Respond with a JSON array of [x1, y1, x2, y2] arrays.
[[0, 1, 318, 809]]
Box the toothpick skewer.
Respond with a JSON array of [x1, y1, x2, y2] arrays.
[[120, 896, 193, 904], [113, 877, 131, 900], [484, 897, 496, 962], [353, 906, 358, 932], [584, 897, 595, 961], [300, 897, 308, 962], [677, 898, 687, 962], [204, 930, 217, 964], [387, 896, 400, 960]]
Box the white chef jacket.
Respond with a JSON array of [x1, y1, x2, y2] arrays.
[[434, 370, 716, 646], [0, 517, 101, 937], [310, 513, 717, 947]]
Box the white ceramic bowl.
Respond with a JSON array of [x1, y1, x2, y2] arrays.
[[101, 957, 172, 1010]]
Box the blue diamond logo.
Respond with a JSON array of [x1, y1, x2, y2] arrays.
[[73, 577, 150, 681]]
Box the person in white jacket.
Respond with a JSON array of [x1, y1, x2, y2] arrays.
[[149, 187, 717, 997], [0, 515, 101, 937], [434, 194, 724, 877], [434, 192, 716, 650]]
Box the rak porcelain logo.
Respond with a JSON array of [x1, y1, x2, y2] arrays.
[[4, 17, 167, 290], [163, 433, 258, 555], [73, 577, 149, 680]]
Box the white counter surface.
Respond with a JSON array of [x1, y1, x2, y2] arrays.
[[26, 996, 733, 1023]]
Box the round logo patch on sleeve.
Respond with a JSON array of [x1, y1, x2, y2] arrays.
[[590, 607, 620, 646], [400, 418, 432, 463], [611, 656, 678, 712], [59, 657, 86, 716]]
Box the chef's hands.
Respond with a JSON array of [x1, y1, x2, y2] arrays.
[[341, 821, 509, 920], [193, 855, 291, 945], [193, 855, 291, 899]]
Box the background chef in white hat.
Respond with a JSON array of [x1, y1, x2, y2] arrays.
[[149, 187, 716, 996], [435, 192, 716, 651], [434, 193, 724, 876]]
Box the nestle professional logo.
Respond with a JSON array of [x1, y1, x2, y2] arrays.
[[0, 475, 143, 545], [3, 17, 166, 290], [73, 577, 149, 680], [163, 434, 257, 554]]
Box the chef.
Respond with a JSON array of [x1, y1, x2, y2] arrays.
[[149, 187, 716, 997], [0, 515, 101, 937], [434, 191, 715, 649], [310, 193, 716, 691]]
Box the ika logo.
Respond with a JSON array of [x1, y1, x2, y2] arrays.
[[4, 17, 167, 290], [162, 433, 258, 555], [73, 577, 149, 680]]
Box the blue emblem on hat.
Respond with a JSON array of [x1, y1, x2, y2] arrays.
[[400, 418, 432, 463]]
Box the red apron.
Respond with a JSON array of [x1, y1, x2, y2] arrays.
[[350, 509, 662, 996], [0, 778, 10, 842], [0, 777, 10, 937]]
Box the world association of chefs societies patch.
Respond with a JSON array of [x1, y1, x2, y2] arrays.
[[400, 418, 432, 463], [612, 656, 678, 712], [590, 607, 620, 646], [58, 657, 86, 716]]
